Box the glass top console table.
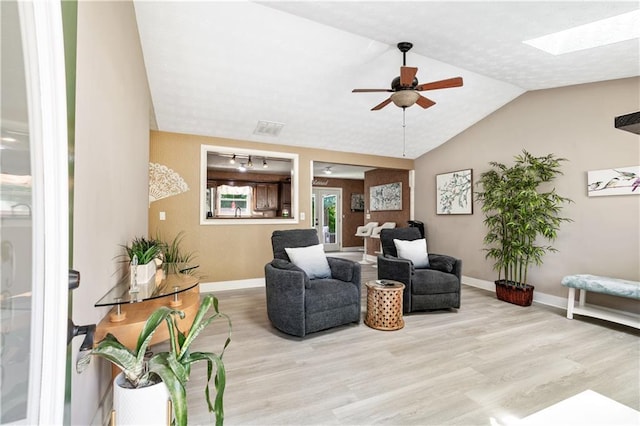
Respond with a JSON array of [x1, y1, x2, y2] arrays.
[[95, 268, 200, 324]]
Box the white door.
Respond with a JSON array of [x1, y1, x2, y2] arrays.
[[1, 1, 69, 423], [312, 188, 341, 252]]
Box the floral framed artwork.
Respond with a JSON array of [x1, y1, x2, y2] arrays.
[[436, 169, 473, 215], [587, 166, 640, 197], [370, 182, 402, 211]]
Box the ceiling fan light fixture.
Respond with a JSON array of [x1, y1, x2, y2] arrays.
[[391, 90, 420, 108]]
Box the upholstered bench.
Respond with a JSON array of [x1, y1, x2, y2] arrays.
[[561, 274, 640, 329]]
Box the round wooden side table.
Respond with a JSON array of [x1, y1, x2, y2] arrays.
[[364, 280, 405, 331]]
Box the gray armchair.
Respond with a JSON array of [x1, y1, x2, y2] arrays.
[[264, 229, 361, 337], [377, 227, 461, 313]]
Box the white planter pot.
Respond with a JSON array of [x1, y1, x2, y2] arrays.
[[113, 373, 170, 426], [130, 260, 156, 285]]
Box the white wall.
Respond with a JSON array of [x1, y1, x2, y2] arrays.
[[71, 1, 150, 424], [415, 77, 640, 311]]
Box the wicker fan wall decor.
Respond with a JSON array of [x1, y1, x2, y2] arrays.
[[149, 162, 189, 203]]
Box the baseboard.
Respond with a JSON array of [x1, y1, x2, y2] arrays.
[[202, 275, 567, 310], [200, 278, 265, 293], [462, 275, 567, 310]]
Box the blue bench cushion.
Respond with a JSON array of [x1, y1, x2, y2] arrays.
[[561, 274, 640, 300]]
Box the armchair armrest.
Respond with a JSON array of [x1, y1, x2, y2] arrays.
[[327, 257, 361, 300], [264, 262, 307, 337], [377, 255, 412, 286], [377, 254, 413, 313], [327, 257, 360, 284], [427, 254, 462, 281]]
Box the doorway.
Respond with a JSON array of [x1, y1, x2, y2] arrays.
[[311, 188, 341, 252]]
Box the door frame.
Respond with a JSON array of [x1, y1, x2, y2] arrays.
[[17, 1, 70, 423]]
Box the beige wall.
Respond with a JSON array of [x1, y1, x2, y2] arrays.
[[415, 77, 640, 311], [149, 131, 413, 282], [72, 2, 150, 424]]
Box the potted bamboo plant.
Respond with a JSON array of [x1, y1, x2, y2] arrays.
[[77, 294, 231, 426], [475, 150, 572, 306]]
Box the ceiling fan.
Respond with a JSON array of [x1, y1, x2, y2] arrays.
[[352, 42, 463, 111]]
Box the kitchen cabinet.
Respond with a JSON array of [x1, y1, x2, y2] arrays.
[[254, 183, 279, 211]]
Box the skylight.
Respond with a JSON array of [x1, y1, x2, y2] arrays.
[[523, 10, 640, 55]]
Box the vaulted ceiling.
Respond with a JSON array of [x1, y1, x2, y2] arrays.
[[134, 1, 639, 159]]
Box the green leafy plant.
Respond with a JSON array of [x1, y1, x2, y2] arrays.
[[156, 231, 198, 275], [475, 150, 572, 287], [77, 294, 231, 426], [123, 236, 163, 265]]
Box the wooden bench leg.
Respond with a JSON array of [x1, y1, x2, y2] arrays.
[[578, 288, 586, 308], [566, 287, 575, 319]]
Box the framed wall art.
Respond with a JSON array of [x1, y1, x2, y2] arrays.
[[370, 182, 402, 211], [350, 193, 365, 211], [587, 166, 639, 197], [436, 169, 473, 215]]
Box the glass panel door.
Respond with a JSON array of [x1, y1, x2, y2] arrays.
[[1, 1, 69, 423], [1, 1, 34, 420], [312, 188, 341, 252]]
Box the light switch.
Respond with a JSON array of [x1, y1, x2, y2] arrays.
[[366, 213, 371, 220], [159, 211, 166, 221], [300, 212, 305, 220]]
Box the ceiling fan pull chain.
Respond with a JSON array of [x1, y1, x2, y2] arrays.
[[402, 107, 406, 157]]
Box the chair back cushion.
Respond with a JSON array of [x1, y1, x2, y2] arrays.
[[272, 229, 320, 260], [285, 244, 332, 279], [394, 238, 430, 268], [380, 227, 422, 257]]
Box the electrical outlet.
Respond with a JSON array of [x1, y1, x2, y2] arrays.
[[300, 212, 305, 220], [159, 211, 166, 221]]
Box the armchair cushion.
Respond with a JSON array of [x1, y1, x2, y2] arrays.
[[285, 244, 332, 279], [394, 238, 430, 268], [305, 278, 360, 314], [412, 269, 460, 294]]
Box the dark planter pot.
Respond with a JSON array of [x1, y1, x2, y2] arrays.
[[495, 280, 534, 307]]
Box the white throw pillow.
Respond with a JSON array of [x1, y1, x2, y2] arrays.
[[393, 238, 430, 268], [285, 244, 332, 279]]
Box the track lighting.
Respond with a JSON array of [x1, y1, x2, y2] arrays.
[[230, 154, 236, 164], [238, 163, 247, 172], [324, 167, 332, 175], [263, 158, 268, 168], [247, 156, 253, 168]]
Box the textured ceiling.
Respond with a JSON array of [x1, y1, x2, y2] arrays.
[[134, 1, 639, 160]]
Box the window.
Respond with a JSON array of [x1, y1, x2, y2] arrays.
[[217, 185, 252, 216]]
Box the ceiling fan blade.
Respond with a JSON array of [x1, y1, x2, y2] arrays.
[[352, 89, 393, 93], [416, 95, 436, 109], [371, 98, 392, 111], [400, 66, 418, 87], [415, 76, 463, 91]]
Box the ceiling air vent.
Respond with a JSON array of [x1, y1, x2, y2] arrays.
[[614, 111, 640, 135], [254, 120, 284, 137]]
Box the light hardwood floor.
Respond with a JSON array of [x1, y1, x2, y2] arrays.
[[158, 255, 640, 425]]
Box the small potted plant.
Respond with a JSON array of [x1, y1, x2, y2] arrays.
[[122, 236, 163, 284], [77, 294, 231, 426], [475, 150, 572, 306]]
